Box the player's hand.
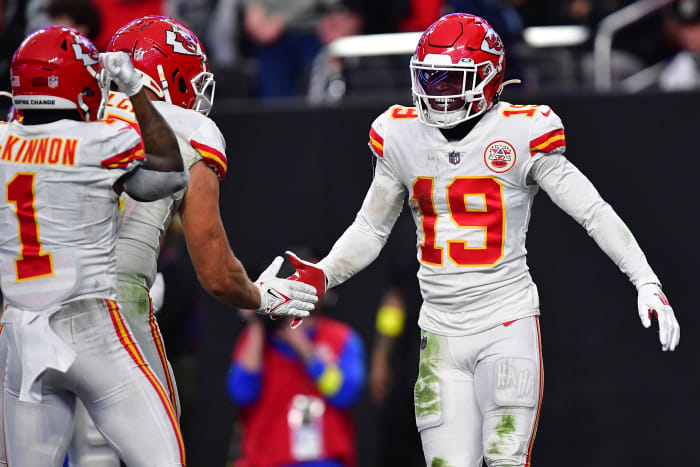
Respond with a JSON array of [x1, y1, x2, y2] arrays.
[[255, 257, 318, 319], [637, 283, 680, 351], [285, 250, 327, 296], [100, 52, 143, 96], [284, 250, 328, 329]]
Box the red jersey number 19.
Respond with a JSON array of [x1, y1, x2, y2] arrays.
[[412, 176, 504, 267]]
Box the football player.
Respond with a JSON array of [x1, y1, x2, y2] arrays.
[[286, 13, 681, 467], [66, 15, 319, 467], [0, 26, 189, 466]]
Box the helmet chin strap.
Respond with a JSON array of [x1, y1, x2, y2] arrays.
[[497, 78, 521, 95], [156, 64, 172, 104], [77, 92, 90, 120]]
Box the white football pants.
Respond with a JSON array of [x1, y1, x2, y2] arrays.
[[415, 316, 543, 467], [3, 298, 184, 467], [0, 322, 7, 467], [68, 281, 180, 467]]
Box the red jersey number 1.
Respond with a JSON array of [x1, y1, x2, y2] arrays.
[[7, 173, 54, 281]]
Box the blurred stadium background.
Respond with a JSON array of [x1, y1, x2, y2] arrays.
[[1, 0, 699, 465]]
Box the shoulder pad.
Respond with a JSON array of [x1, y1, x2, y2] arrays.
[[368, 105, 418, 158], [150, 102, 228, 182], [190, 118, 227, 182], [529, 105, 566, 157], [97, 120, 145, 170], [368, 110, 388, 158], [386, 105, 418, 120]]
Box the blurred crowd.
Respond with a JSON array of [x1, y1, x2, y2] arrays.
[[1, 0, 700, 104]]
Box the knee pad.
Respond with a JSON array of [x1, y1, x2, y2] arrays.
[[483, 358, 540, 464], [414, 332, 445, 432], [493, 357, 538, 408]]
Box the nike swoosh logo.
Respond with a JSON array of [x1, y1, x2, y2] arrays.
[[267, 288, 291, 313], [541, 109, 552, 117], [267, 289, 283, 300]]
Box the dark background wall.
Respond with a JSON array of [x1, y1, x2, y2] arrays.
[[181, 91, 700, 467]]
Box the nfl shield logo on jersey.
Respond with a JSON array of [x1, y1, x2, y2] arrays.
[[484, 140, 516, 173], [448, 151, 461, 165], [48, 76, 59, 88]]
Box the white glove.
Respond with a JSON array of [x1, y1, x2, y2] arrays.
[[149, 272, 165, 313], [255, 257, 318, 319], [637, 283, 680, 351], [99, 52, 143, 96]]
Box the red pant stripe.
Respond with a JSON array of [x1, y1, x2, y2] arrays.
[[0, 323, 8, 467], [105, 300, 186, 465], [524, 316, 543, 466], [147, 296, 178, 414]]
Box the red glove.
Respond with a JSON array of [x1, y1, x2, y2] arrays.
[[285, 250, 327, 296], [285, 250, 328, 329]]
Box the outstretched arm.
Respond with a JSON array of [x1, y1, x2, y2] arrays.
[[531, 154, 680, 350], [181, 162, 262, 308], [316, 160, 406, 289], [181, 162, 316, 318]]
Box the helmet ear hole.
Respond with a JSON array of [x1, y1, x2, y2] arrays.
[[178, 76, 187, 93]]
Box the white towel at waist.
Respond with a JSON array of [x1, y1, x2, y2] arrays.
[[3, 305, 77, 402]]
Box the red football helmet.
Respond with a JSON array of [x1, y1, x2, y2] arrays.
[[410, 13, 506, 128], [108, 16, 215, 115], [10, 26, 108, 121]]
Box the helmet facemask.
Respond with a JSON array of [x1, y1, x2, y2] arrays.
[[411, 55, 501, 128], [191, 71, 215, 116], [81, 65, 111, 121], [137, 66, 215, 115]]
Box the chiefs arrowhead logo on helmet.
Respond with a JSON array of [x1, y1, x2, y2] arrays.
[[482, 30, 504, 56], [165, 26, 201, 56], [71, 36, 100, 66]]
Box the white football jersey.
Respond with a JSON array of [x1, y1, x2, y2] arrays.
[[369, 102, 566, 335], [0, 119, 144, 310], [104, 92, 228, 288]]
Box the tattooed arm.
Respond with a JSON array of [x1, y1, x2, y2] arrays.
[[129, 89, 183, 173], [117, 89, 187, 201], [101, 51, 186, 200]]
